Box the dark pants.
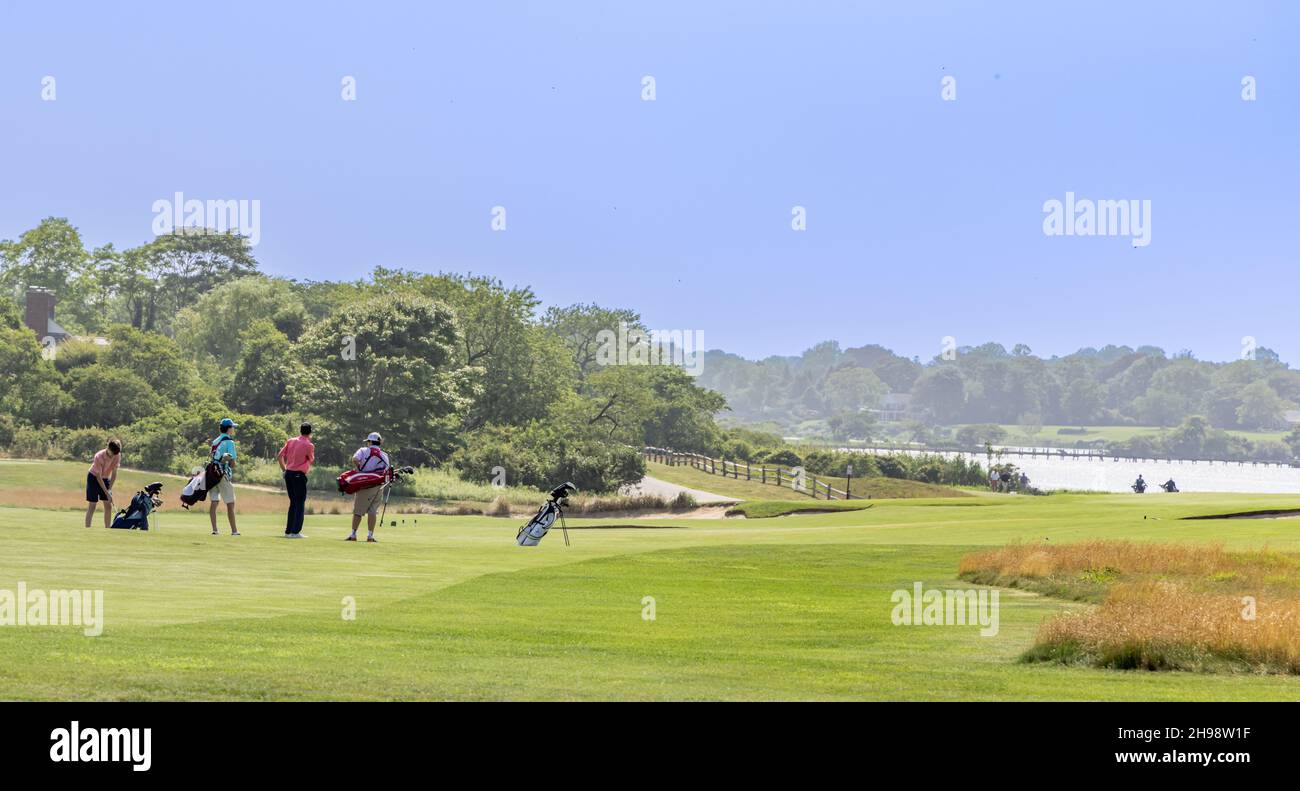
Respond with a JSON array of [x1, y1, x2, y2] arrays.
[[284, 471, 308, 534]]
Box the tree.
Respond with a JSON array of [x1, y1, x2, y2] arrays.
[[0, 218, 92, 331], [173, 276, 307, 368], [288, 292, 477, 466], [822, 366, 887, 414], [62, 365, 164, 428], [1236, 380, 1289, 430], [828, 411, 875, 441], [1165, 416, 1210, 458], [116, 230, 260, 333], [370, 269, 574, 429], [101, 325, 199, 405], [911, 365, 965, 423], [0, 322, 67, 425], [543, 303, 646, 378], [227, 320, 292, 414], [1061, 378, 1102, 424]]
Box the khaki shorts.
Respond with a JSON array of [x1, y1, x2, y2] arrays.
[[209, 476, 237, 504], [353, 486, 384, 517]]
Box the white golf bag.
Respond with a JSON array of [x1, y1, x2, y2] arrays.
[[515, 482, 577, 547]]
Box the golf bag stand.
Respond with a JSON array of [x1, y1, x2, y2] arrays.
[[516, 482, 578, 546], [111, 482, 164, 531]]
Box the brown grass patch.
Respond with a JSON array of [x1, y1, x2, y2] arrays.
[[1027, 581, 1300, 673], [960, 540, 1300, 674]]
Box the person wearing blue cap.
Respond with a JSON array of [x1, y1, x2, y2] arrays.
[[208, 418, 241, 536]]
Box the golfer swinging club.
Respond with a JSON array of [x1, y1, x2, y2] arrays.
[[346, 432, 389, 543]]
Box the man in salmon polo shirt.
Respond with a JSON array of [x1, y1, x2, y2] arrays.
[[85, 438, 122, 528], [277, 422, 315, 538]]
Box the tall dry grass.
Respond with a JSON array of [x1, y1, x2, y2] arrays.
[[959, 540, 1298, 591], [959, 540, 1300, 674], [1029, 581, 1300, 673]]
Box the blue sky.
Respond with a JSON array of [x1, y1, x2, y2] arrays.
[[2, 1, 1296, 363]]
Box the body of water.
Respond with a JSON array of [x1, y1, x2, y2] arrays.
[[846, 447, 1300, 494]]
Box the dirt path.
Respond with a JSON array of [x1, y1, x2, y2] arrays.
[[621, 475, 740, 505]]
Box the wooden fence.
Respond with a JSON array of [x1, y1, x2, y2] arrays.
[[643, 447, 857, 500]]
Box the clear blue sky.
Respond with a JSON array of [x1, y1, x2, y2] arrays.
[[2, 1, 1296, 363]]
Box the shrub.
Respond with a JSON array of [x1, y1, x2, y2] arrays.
[[63, 428, 114, 462], [761, 449, 803, 467], [0, 414, 15, 449], [62, 365, 164, 428], [51, 339, 103, 374], [6, 426, 64, 459], [875, 455, 907, 479]]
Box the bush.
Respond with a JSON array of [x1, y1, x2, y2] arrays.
[[761, 449, 803, 467], [62, 364, 164, 428], [229, 413, 286, 459], [452, 423, 645, 494], [0, 414, 15, 449], [6, 426, 64, 459], [63, 428, 114, 462], [875, 455, 907, 479], [51, 339, 103, 374]]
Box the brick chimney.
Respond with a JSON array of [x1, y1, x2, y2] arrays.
[[23, 288, 68, 341]]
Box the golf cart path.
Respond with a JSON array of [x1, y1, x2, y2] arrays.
[[623, 475, 740, 505]]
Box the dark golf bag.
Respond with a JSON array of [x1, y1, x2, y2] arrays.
[[180, 462, 223, 509], [112, 483, 164, 530], [516, 482, 578, 546]]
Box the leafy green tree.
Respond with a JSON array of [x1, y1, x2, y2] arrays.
[[289, 292, 477, 466], [102, 325, 198, 405], [371, 269, 575, 429], [0, 218, 91, 329], [911, 365, 965, 423], [62, 365, 164, 428], [227, 320, 292, 414], [116, 231, 260, 333], [173, 275, 308, 367], [822, 366, 887, 414], [1236, 380, 1289, 429], [543, 303, 646, 378], [0, 322, 67, 424], [828, 410, 875, 441]]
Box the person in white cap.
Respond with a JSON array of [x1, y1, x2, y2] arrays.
[[346, 432, 390, 542]]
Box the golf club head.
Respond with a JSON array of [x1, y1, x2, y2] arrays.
[[549, 481, 578, 502]]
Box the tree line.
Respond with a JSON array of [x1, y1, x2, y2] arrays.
[[698, 339, 1300, 459], [1, 217, 728, 492]]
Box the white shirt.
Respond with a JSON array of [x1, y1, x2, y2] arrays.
[[353, 446, 391, 473]]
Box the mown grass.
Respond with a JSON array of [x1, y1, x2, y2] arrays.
[[7, 460, 1300, 700], [726, 500, 877, 519]]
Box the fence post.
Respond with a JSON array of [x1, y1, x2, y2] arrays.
[[761, 466, 766, 485], [746, 461, 751, 480]]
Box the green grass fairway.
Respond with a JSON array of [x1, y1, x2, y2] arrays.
[[4, 461, 1300, 700]]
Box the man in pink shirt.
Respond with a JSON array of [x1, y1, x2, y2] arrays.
[[85, 439, 122, 528], [277, 422, 315, 538]]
